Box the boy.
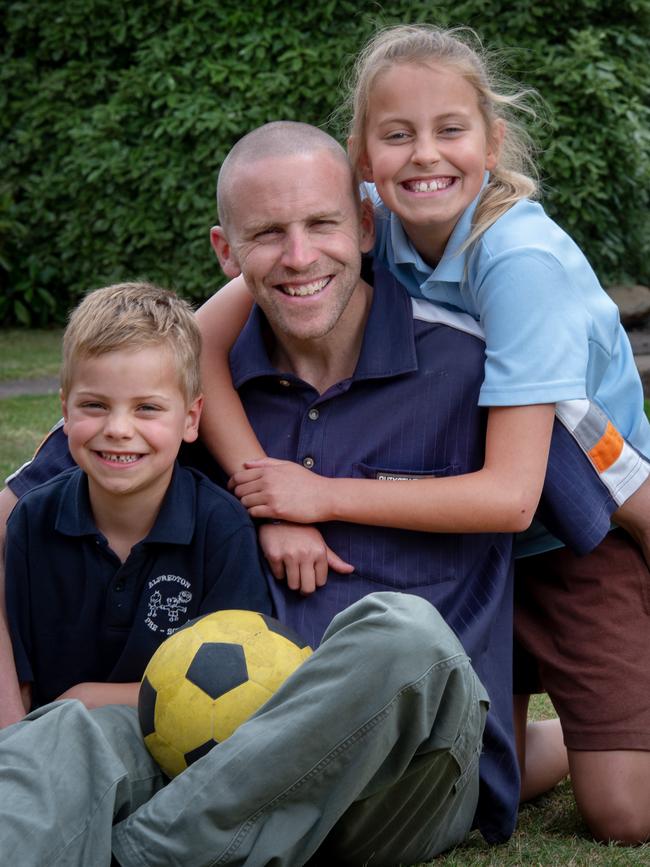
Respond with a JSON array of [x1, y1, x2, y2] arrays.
[[5, 281, 271, 713]]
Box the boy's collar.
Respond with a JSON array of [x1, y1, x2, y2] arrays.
[[56, 464, 195, 545]]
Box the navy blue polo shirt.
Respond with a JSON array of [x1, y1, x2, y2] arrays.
[[226, 265, 520, 842], [5, 463, 271, 708], [226, 264, 617, 843]]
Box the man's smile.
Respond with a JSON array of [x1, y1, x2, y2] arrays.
[[275, 276, 332, 297]]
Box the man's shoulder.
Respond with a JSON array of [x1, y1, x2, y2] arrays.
[[409, 297, 485, 343], [6, 420, 74, 499]]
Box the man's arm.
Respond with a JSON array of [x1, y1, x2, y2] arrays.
[[0, 486, 27, 727]]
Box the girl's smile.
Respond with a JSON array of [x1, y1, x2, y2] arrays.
[[360, 62, 500, 264]]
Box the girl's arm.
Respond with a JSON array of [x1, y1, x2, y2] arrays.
[[196, 279, 353, 588], [195, 277, 263, 475], [230, 404, 556, 533]]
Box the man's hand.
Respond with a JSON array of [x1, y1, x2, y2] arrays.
[[230, 458, 332, 524], [258, 522, 353, 595]]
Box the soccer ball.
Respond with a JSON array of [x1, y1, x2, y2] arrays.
[[138, 609, 313, 778]]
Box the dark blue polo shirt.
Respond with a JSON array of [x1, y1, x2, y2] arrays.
[[5, 464, 271, 708], [226, 265, 520, 842]]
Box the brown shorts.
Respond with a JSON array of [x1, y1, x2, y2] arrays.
[[513, 529, 650, 751]]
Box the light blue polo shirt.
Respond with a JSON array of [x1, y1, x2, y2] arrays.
[[365, 180, 650, 459]]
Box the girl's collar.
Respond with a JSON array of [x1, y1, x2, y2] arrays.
[[389, 172, 490, 281]]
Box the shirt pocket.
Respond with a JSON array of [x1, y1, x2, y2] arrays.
[[335, 462, 462, 589]]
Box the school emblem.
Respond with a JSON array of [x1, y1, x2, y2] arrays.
[[145, 574, 193, 637]]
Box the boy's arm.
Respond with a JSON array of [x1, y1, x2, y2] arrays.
[[56, 681, 140, 709], [195, 278, 264, 476], [0, 487, 27, 728], [231, 404, 556, 534]]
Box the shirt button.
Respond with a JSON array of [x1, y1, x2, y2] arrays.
[[279, 379, 291, 387], [308, 409, 320, 421], [302, 456, 315, 469], [114, 582, 125, 593]]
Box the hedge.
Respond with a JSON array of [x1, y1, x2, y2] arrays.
[[1, 0, 649, 324]]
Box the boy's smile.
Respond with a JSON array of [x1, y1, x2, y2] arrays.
[[361, 62, 500, 265], [61, 346, 201, 508]]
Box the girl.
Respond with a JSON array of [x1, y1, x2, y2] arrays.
[[196, 25, 650, 840]]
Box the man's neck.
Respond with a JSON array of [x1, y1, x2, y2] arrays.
[[271, 280, 373, 394]]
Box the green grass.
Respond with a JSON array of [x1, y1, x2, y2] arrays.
[[0, 393, 62, 481], [0, 327, 63, 480], [0, 328, 63, 381], [2, 331, 650, 864]]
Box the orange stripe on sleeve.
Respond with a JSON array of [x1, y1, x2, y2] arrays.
[[588, 422, 624, 473]]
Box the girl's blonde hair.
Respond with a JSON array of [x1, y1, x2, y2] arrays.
[[346, 24, 540, 249]]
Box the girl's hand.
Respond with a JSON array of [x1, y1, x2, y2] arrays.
[[230, 458, 331, 524], [258, 522, 354, 595]]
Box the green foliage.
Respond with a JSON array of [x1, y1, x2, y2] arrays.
[[1, 0, 649, 324]]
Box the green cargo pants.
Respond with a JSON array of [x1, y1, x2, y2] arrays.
[[0, 593, 488, 866]]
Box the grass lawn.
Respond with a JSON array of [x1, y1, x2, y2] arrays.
[[1, 329, 650, 864], [0, 328, 64, 381], [0, 328, 64, 479], [0, 393, 62, 481]]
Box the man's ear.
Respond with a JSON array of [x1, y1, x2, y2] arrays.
[[348, 135, 373, 182], [210, 226, 242, 279], [359, 196, 375, 253]]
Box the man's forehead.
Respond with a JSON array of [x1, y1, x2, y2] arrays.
[[230, 151, 357, 230]]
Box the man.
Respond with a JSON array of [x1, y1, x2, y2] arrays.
[[0, 122, 614, 865]]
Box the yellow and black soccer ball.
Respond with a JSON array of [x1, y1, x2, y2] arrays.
[[138, 609, 313, 778]]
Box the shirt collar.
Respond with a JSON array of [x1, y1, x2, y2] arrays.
[[55, 470, 98, 537], [55, 463, 195, 545], [230, 267, 418, 388], [387, 171, 489, 283]]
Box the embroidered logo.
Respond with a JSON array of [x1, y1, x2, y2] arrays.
[[145, 574, 193, 636], [376, 472, 432, 481]]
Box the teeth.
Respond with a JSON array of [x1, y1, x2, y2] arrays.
[[101, 453, 139, 463], [407, 178, 454, 193], [281, 278, 329, 297]]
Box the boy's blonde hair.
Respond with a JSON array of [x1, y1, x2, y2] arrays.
[[61, 282, 202, 403], [345, 24, 540, 249]]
